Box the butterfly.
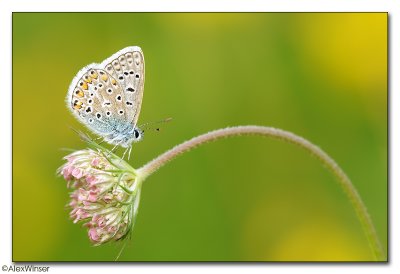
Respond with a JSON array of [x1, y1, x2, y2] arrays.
[[66, 46, 145, 157]]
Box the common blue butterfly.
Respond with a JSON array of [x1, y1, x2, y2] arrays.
[[66, 46, 145, 156]]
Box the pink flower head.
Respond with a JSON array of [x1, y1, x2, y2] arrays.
[[58, 148, 142, 245]]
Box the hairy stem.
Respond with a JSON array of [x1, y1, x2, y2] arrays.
[[137, 125, 385, 261]]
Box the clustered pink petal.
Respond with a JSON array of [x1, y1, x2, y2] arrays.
[[71, 168, 82, 179], [91, 158, 100, 167], [58, 148, 141, 245], [62, 165, 74, 181], [88, 228, 100, 242], [86, 175, 97, 186]]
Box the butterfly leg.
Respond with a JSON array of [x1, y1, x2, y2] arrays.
[[107, 141, 122, 157], [121, 147, 130, 160], [94, 136, 106, 145], [128, 146, 133, 160], [97, 139, 106, 145]]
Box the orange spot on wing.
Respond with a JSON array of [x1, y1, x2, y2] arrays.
[[83, 77, 92, 83], [82, 82, 88, 90], [73, 101, 83, 110], [75, 90, 84, 97]]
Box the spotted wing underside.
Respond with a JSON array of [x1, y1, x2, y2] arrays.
[[66, 47, 145, 137]]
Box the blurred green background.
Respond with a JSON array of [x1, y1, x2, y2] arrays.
[[13, 13, 387, 261]]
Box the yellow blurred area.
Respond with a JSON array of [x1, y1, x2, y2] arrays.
[[162, 13, 269, 30], [241, 181, 373, 261], [13, 159, 66, 260], [271, 220, 371, 261], [299, 14, 387, 94]]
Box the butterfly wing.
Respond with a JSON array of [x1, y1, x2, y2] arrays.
[[66, 46, 145, 140], [102, 47, 145, 126]]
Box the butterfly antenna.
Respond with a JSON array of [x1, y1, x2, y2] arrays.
[[139, 117, 172, 131]]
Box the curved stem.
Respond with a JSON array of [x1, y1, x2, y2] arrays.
[[136, 125, 385, 261]]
